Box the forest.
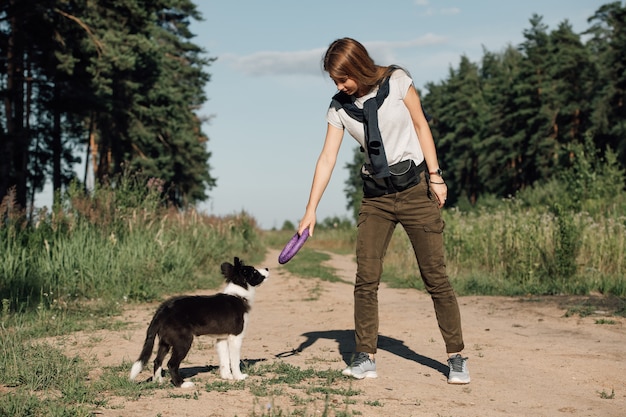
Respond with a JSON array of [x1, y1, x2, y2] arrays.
[[1, 0, 215, 212], [423, 5, 626, 207], [1, 1, 625, 217], [342, 3, 626, 215]]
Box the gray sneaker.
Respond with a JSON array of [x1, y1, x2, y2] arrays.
[[342, 352, 378, 379], [447, 354, 470, 384]]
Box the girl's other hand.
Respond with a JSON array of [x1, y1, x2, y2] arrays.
[[430, 182, 447, 208]]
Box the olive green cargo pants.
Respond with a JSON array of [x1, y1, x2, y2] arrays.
[[354, 172, 465, 354]]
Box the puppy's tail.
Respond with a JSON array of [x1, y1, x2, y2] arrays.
[[129, 306, 163, 381]]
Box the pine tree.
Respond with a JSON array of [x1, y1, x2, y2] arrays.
[[545, 21, 595, 146], [343, 146, 366, 221], [586, 1, 626, 166], [426, 56, 487, 204], [477, 45, 525, 197], [83, 0, 215, 206], [1, 0, 29, 207], [512, 14, 556, 189]]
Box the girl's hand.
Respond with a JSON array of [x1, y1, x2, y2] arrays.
[[430, 181, 447, 208], [298, 210, 316, 237]]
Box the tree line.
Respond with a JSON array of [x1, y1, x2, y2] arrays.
[[1, 0, 215, 211], [3, 2, 624, 222], [343, 2, 626, 217]]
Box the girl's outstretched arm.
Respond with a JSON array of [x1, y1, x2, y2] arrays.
[[299, 123, 344, 236]]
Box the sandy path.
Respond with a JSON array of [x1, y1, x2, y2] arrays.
[[55, 249, 624, 417]]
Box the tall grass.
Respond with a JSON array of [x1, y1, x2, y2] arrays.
[[443, 205, 624, 295], [0, 176, 264, 318], [380, 185, 626, 297], [380, 138, 626, 297], [272, 193, 625, 297], [364, 207, 625, 296]]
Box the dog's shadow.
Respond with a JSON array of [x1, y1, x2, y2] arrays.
[[276, 330, 448, 377], [142, 359, 268, 385], [142, 366, 218, 383], [179, 365, 216, 379], [178, 358, 267, 379]]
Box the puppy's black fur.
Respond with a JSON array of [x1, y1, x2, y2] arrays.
[[129, 257, 269, 387]]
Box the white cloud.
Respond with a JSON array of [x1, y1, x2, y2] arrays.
[[364, 35, 448, 63], [221, 36, 448, 77], [223, 48, 326, 76], [414, 0, 461, 17], [441, 7, 461, 15]]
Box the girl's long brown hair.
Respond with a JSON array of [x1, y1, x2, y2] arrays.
[[323, 37, 393, 96]]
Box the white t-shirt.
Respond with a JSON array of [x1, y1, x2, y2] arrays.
[[326, 69, 424, 168]]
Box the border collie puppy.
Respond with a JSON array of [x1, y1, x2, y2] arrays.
[[129, 257, 269, 388]]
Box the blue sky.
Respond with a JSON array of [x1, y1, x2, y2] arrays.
[[190, 0, 603, 230]]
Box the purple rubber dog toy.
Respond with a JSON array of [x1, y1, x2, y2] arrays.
[[278, 228, 310, 264]]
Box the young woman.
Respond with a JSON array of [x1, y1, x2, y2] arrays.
[[297, 37, 470, 384]]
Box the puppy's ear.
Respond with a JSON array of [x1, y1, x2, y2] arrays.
[[221, 261, 234, 280]]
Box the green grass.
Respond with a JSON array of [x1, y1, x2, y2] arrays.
[[274, 200, 625, 299], [375, 206, 626, 298], [595, 318, 617, 325], [0, 331, 101, 417], [598, 388, 615, 399], [243, 362, 361, 417], [280, 249, 349, 285]]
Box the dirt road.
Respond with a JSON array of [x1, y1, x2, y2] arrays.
[[59, 249, 624, 416]]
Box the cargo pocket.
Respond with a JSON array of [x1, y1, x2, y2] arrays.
[[424, 218, 445, 234]]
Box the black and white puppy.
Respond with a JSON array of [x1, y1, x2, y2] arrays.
[[129, 257, 269, 388]]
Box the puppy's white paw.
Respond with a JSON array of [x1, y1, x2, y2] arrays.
[[234, 373, 248, 381], [180, 381, 195, 388], [154, 368, 164, 383], [220, 373, 234, 380]]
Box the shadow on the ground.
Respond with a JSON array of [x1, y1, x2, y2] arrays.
[[179, 358, 267, 379], [180, 365, 217, 379], [275, 329, 448, 377]]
